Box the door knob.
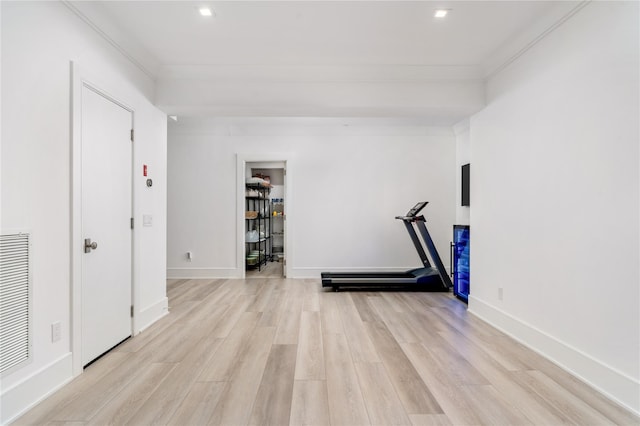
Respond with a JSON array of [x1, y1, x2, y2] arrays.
[[84, 238, 98, 253]]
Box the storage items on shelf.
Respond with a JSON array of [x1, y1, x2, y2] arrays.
[[270, 197, 284, 258], [245, 179, 272, 271]]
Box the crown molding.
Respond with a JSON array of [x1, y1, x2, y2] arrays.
[[158, 64, 483, 84], [482, 1, 591, 80], [61, 1, 158, 82]]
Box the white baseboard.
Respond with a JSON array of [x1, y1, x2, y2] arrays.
[[468, 295, 640, 416], [1, 353, 73, 425], [135, 297, 169, 334], [167, 266, 446, 281], [166, 267, 242, 279]]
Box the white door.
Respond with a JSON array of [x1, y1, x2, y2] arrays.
[[81, 84, 132, 366]]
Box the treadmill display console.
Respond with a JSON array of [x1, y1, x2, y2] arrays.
[[406, 201, 428, 217]]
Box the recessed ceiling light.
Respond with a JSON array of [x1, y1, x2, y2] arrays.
[[199, 7, 213, 17], [434, 9, 449, 18]]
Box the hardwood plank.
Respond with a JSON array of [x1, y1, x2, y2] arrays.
[[206, 327, 276, 425], [183, 279, 225, 302], [532, 360, 640, 425], [400, 342, 487, 426], [409, 414, 453, 426], [249, 344, 298, 425], [319, 291, 343, 335], [208, 295, 254, 338], [178, 284, 232, 326], [380, 292, 415, 313], [40, 422, 86, 426], [169, 279, 216, 305], [246, 279, 275, 313], [338, 298, 380, 363], [323, 331, 371, 426], [423, 342, 489, 386], [125, 335, 224, 425], [295, 311, 326, 380], [302, 279, 321, 312], [114, 300, 200, 353], [364, 320, 442, 415], [164, 279, 202, 305], [11, 352, 130, 425], [168, 382, 225, 426], [133, 317, 196, 362], [49, 350, 155, 421], [416, 329, 569, 426], [432, 307, 531, 374], [351, 293, 382, 323], [273, 289, 303, 344], [257, 287, 287, 327], [457, 384, 533, 425], [485, 330, 640, 425], [198, 312, 261, 382], [166, 279, 190, 298], [289, 380, 331, 426], [511, 370, 618, 425], [401, 310, 450, 348], [246, 261, 283, 279], [369, 295, 420, 344], [125, 290, 227, 363], [354, 362, 412, 425], [86, 362, 176, 425], [201, 279, 242, 306], [153, 303, 229, 363]]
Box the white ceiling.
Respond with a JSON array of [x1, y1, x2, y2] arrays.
[[67, 0, 586, 123]]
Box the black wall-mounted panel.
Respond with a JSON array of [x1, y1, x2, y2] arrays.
[[461, 163, 470, 206]]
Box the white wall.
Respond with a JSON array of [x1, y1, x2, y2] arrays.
[[468, 2, 639, 413], [0, 2, 167, 423], [168, 118, 455, 279], [454, 120, 471, 225]]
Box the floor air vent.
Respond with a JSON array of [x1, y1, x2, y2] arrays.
[[1, 232, 32, 374]]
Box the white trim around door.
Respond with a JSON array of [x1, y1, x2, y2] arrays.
[[236, 154, 293, 279]]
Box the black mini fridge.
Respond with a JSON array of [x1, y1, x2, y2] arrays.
[[452, 225, 470, 303]]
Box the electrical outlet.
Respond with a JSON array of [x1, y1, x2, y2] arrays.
[[187, 251, 193, 261], [51, 322, 61, 342], [498, 287, 504, 301]]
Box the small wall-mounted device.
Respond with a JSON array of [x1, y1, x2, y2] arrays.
[[187, 251, 193, 261], [146, 179, 153, 187]]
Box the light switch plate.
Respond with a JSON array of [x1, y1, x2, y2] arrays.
[[51, 322, 61, 342], [143, 215, 153, 226]]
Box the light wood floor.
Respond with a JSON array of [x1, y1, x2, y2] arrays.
[[246, 260, 283, 278], [14, 278, 639, 425]]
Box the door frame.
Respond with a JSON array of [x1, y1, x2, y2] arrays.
[[236, 154, 293, 279], [70, 62, 135, 376]]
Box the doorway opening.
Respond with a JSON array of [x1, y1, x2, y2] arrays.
[[245, 163, 286, 278], [245, 162, 285, 278], [236, 155, 291, 279]]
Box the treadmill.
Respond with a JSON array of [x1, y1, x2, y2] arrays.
[[321, 202, 453, 292]]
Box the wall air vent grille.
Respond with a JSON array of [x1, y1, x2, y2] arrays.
[[0, 232, 32, 375]]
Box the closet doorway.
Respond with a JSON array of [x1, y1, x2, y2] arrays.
[[237, 155, 291, 279]]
